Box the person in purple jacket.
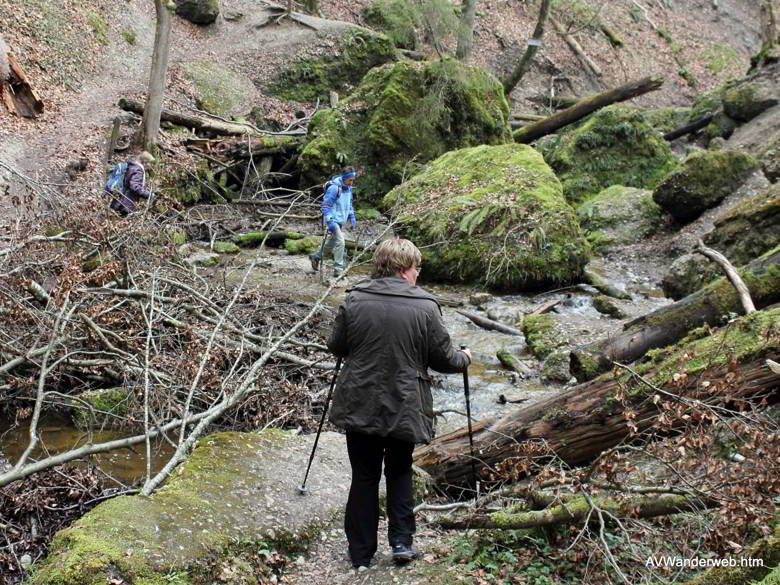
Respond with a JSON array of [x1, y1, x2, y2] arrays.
[[109, 151, 154, 216]]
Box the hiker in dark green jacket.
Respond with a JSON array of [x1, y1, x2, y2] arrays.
[[327, 238, 471, 570]]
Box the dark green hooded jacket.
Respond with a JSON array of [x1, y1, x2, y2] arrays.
[[327, 276, 468, 444]]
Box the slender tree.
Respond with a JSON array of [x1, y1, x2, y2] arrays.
[[141, 0, 175, 152], [502, 0, 552, 96], [455, 0, 478, 61]]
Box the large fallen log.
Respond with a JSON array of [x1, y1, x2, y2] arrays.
[[570, 248, 780, 382], [118, 98, 305, 138], [436, 493, 717, 530], [0, 42, 44, 118], [513, 76, 664, 144], [414, 307, 780, 488]]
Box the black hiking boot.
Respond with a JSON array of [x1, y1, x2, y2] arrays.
[[391, 543, 418, 564], [309, 253, 320, 272]]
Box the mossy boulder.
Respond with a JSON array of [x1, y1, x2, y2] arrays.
[[723, 79, 780, 123], [27, 431, 349, 585], [382, 143, 588, 289], [653, 150, 759, 223], [523, 314, 569, 361], [592, 295, 627, 318], [689, 85, 739, 144], [299, 58, 511, 203], [542, 105, 678, 204], [361, 0, 420, 50], [541, 349, 572, 382], [71, 388, 131, 430], [181, 62, 254, 117], [268, 29, 397, 103], [212, 241, 240, 254], [175, 0, 220, 25], [661, 253, 721, 300], [284, 236, 320, 255], [637, 106, 692, 134], [703, 182, 780, 265], [576, 185, 665, 249]]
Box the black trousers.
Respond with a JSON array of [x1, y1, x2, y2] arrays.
[[345, 431, 415, 565]]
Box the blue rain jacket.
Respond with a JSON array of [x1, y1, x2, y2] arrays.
[[322, 176, 355, 226]]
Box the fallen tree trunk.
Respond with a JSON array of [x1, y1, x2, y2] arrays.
[[457, 310, 523, 336], [663, 114, 714, 141], [414, 308, 780, 487], [118, 98, 304, 138], [551, 18, 602, 77], [514, 76, 664, 144], [436, 493, 718, 530], [570, 249, 780, 382]]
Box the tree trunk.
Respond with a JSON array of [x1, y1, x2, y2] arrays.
[[142, 0, 174, 152], [457, 310, 523, 336], [513, 76, 664, 144], [502, 0, 553, 95], [551, 17, 602, 77], [663, 114, 714, 141], [436, 493, 718, 530], [570, 249, 780, 383], [414, 352, 779, 488], [455, 0, 479, 62]]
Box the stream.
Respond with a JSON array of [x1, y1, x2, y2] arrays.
[[0, 235, 671, 482]]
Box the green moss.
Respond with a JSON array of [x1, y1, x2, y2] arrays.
[[268, 30, 398, 102], [44, 226, 67, 237], [71, 388, 130, 429], [637, 106, 692, 134], [181, 62, 254, 116], [653, 150, 759, 222], [577, 185, 665, 247], [361, 0, 420, 50], [121, 30, 137, 45], [168, 230, 188, 246], [284, 236, 320, 255], [383, 143, 588, 289], [723, 80, 780, 122], [212, 241, 240, 254], [702, 44, 740, 74], [592, 295, 627, 319], [523, 314, 568, 360], [543, 105, 678, 204], [87, 12, 109, 45], [82, 250, 112, 273], [299, 58, 511, 203]]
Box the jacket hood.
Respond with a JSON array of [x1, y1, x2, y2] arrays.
[[348, 277, 440, 308]]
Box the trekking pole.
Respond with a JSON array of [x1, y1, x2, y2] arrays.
[[298, 357, 342, 495], [460, 344, 479, 500]]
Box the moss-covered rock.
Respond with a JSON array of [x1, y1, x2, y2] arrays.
[[661, 253, 721, 300], [284, 236, 320, 255], [523, 314, 569, 361], [653, 150, 759, 223], [382, 143, 588, 289], [212, 241, 240, 254], [181, 62, 254, 117], [71, 388, 131, 430], [637, 106, 692, 134], [689, 85, 739, 144], [26, 431, 348, 585], [541, 349, 571, 382], [592, 295, 627, 318], [723, 79, 780, 123], [160, 160, 230, 205], [576, 185, 665, 249], [361, 0, 420, 50], [703, 183, 780, 265], [542, 105, 678, 204], [267, 29, 397, 103], [299, 58, 511, 203], [175, 0, 220, 25]]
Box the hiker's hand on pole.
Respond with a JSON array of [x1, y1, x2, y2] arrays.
[[460, 346, 472, 366]]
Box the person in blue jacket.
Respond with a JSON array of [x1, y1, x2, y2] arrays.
[[310, 167, 359, 277]]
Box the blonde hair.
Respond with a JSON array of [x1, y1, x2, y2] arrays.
[[372, 238, 421, 278]]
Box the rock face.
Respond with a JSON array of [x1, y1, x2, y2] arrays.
[[28, 430, 349, 585], [180, 62, 254, 117], [299, 58, 511, 202], [540, 105, 678, 204], [176, 0, 220, 25], [576, 185, 666, 249], [653, 150, 759, 223], [383, 143, 588, 289], [704, 183, 780, 265]]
